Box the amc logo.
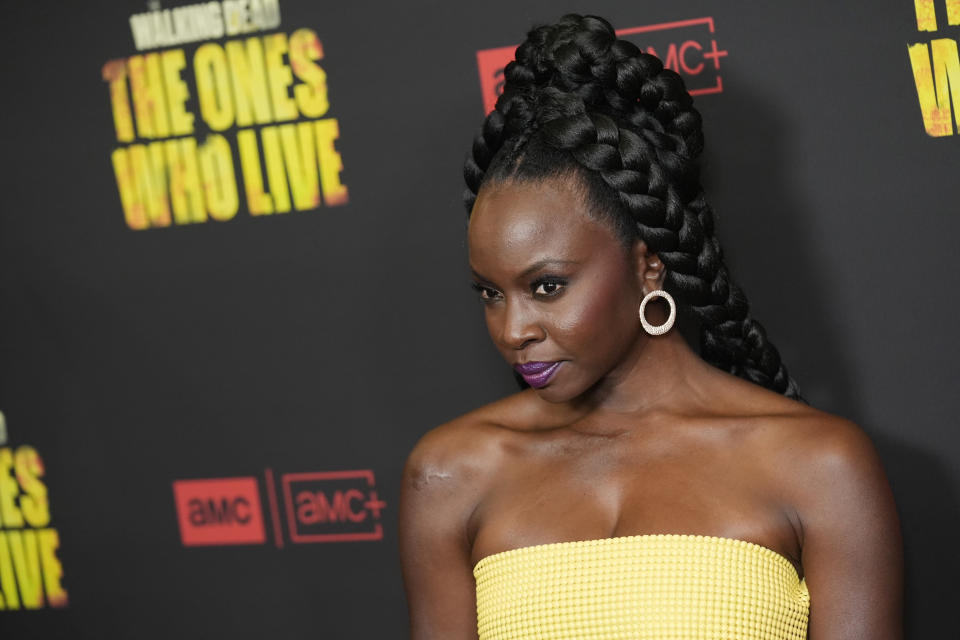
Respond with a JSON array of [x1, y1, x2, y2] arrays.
[[172, 477, 266, 546], [282, 470, 386, 543], [476, 16, 727, 114]]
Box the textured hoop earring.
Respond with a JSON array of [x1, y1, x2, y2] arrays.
[[639, 289, 676, 335]]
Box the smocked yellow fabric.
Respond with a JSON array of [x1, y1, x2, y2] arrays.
[[474, 534, 809, 639]]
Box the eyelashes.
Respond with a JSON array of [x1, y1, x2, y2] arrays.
[[470, 277, 568, 303], [470, 282, 500, 301], [533, 279, 565, 296]]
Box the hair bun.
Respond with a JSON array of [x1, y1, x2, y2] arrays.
[[498, 14, 703, 160], [509, 15, 617, 92]]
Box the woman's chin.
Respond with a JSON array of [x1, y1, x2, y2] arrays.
[[530, 381, 582, 404]]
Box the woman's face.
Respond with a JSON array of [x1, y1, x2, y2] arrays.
[[468, 177, 647, 403]]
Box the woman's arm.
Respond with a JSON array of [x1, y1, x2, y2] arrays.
[[791, 416, 904, 639], [399, 422, 493, 640]]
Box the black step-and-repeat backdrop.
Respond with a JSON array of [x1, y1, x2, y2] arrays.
[[1, 0, 957, 637]]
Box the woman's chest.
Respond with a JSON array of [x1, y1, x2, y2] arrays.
[[468, 431, 804, 576]]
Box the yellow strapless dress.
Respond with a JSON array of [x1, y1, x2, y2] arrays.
[[474, 534, 809, 639]]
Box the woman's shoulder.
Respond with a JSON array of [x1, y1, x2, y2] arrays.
[[695, 371, 878, 482], [738, 385, 875, 463], [402, 390, 539, 499], [728, 384, 888, 506], [708, 371, 861, 441], [741, 390, 901, 594], [775, 406, 887, 499], [715, 385, 895, 560]]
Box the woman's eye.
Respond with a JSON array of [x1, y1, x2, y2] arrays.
[[480, 287, 499, 300], [534, 280, 566, 296], [472, 283, 501, 301]]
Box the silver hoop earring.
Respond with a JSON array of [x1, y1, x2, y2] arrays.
[[639, 289, 676, 335]]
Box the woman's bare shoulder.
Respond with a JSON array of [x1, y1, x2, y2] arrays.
[[730, 385, 891, 515], [402, 391, 538, 499], [748, 393, 902, 632], [775, 407, 889, 500], [738, 387, 876, 463], [398, 393, 548, 638], [705, 376, 884, 487], [708, 372, 857, 441]]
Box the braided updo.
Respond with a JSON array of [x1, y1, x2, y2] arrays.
[[463, 14, 804, 401]]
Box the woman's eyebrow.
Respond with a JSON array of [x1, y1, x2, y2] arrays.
[[517, 259, 579, 278], [469, 267, 493, 283], [470, 259, 579, 284]]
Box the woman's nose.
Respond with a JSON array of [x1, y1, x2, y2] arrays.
[[498, 298, 545, 350]]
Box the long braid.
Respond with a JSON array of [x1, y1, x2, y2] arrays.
[[464, 14, 803, 401]]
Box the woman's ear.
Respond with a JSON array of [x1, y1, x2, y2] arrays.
[[632, 240, 667, 295]]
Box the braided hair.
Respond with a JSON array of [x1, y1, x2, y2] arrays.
[[463, 14, 804, 402]]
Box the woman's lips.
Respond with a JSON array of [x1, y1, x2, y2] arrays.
[[513, 361, 563, 388]]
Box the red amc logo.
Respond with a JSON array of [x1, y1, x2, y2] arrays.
[[282, 470, 386, 543], [476, 16, 728, 114], [172, 477, 266, 546]]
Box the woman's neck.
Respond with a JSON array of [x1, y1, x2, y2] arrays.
[[572, 326, 716, 418]]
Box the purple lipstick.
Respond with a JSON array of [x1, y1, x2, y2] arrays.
[[513, 361, 563, 388]]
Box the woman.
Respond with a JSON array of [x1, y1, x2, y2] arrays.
[[399, 14, 902, 639]]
